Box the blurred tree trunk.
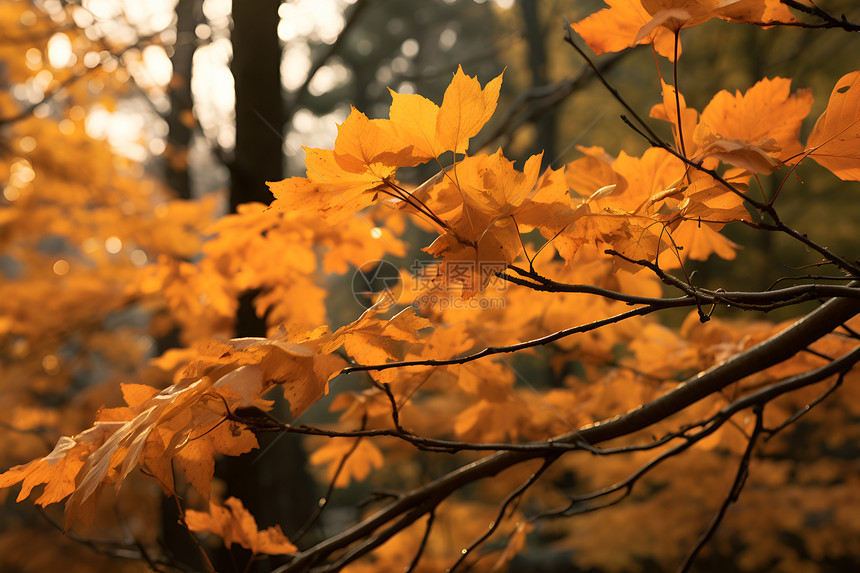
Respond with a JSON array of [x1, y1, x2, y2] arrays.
[[164, 0, 201, 199], [211, 1, 318, 570], [520, 0, 556, 166], [230, 0, 283, 210], [158, 1, 204, 568]]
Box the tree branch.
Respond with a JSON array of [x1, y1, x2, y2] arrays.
[[502, 268, 860, 311], [677, 407, 763, 573], [271, 290, 860, 572], [340, 303, 681, 375]]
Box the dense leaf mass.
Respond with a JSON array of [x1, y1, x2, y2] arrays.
[[1, 1, 860, 572]]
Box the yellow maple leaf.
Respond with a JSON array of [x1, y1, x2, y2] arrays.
[[695, 77, 813, 172], [385, 88, 444, 161], [332, 106, 417, 177], [420, 151, 563, 297], [268, 148, 383, 224], [435, 66, 504, 155], [0, 328, 344, 528], [268, 67, 503, 225]]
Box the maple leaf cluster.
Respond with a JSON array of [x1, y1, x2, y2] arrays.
[[3, 51, 860, 557], [1, 1, 860, 570]]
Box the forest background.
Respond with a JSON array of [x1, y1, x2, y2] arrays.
[[1, 0, 860, 572]]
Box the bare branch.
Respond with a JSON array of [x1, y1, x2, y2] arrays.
[[502, 268, 860, 311], [677, 407, 763, 573], [341, 303, 678, 376], [779, 0, 860, 31], [270, 291, 860, 572]]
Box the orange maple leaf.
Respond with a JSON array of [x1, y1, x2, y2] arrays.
[[324, 305, 432, 365], [421, 151, 566, 297], [806, 70, 860, 181], [385, 89, 446, 162], [565, 146, 629, 198], [556, 147, 684, 265], [308, 437, 384, 488], [511, 162, 580, 242], [650, 80, 703, 162], [572, 0, 678, 60], [454, 396, 525, 443], [185, 496, 297, 556], [268, 67, 503, 225], [573, 0, 797, 61], [694, 77, 812, 173], [0, 328, 344, 528], [0, 434, 100, 508], [332, 106, 417, 177]]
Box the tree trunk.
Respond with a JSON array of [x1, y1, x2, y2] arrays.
[[158, 1, 205, 567], [164, 0, 201, 199], [208, 2, 319, 570], [230, 0, 284, 210], [520, 0, 556, 166]]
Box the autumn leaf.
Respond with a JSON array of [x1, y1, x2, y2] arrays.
[[715, 0, 798, 25], [324, 305, 432, 366], [185, 496, 297, 556], [0, 327, 343, 527], [0, 434, 100, 508], [308, 437, 384, 488], [332, 106, 417, 177], [650, 80, 702, 161], [634, 0, 723, 49], [385, 89, 445, 161], [572, 0, 678, 61], [268, 67, 503, 224], [556, 147, 684, 265], [565, 146, 629, 198], [670, 169, 751, 225], [454, 396, 525, 443], [510, 163, 580, 241], [268, 148, 384, 224], [806, 70, 860, 181], [694, 77, 812, 172], [226, 326, 346, 418], [435, 66, 504, 155], [573, 0, 797, 61], [65, 368, 262, 523], [420, 151, 560, 297]]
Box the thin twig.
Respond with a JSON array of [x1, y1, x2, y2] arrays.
[[676, 406, 764, 573], [404, 511, 435, 573], [292, 415, 369, 543], [449, 460, 552, 572], [563, 26, 666, 145]]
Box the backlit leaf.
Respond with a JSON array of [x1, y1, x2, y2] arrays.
[[436, 66, 503, 155], [806, 70, 860, 181]]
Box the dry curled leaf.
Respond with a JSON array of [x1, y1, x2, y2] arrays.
[[185, 496, 297, 556]]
